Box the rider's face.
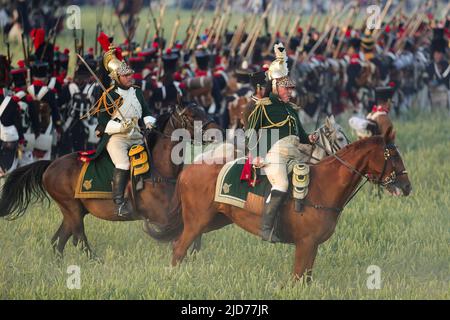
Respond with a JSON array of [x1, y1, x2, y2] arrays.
[[118, 74, 134, 88], [277, 86, 293, 103]]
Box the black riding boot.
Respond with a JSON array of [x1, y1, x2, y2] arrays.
[[112, 168, 132, 218], [260, 190, 287, 243]]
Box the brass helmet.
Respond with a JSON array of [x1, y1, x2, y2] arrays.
[[97, 32, 134, 83]]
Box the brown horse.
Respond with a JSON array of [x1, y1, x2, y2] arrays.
[[0, 104, 217, 257], [146, 129, 412, 281]]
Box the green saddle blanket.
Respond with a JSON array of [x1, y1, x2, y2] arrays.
[[214, 158, 271, 214], [75, 144, 150, 199], [75, 151, 116, 199]]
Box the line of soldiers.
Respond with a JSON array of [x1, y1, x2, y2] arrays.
[[1, 8, 449, 177]]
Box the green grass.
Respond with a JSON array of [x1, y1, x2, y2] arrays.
[[0, 6, 449, 300], [0, 109, 449, 300]]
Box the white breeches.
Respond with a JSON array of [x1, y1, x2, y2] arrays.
[[106, 134, 143, 170], [263, 135, 306, 192]]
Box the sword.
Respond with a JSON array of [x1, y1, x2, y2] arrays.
[[76, 54, 138, 131]]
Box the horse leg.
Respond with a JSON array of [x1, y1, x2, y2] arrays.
[[293, 239, 318, 284], [71, 211, 95, 259], [304, 244, 319, 284], [50, 218, 72, 258], [172, 206, 216, 266], [190, 235, 202, 254]]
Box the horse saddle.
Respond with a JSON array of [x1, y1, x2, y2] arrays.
[[75, 144, 151, 199], [214, 158, 311, 215]]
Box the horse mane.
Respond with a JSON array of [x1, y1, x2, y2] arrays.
[[317, 136, 385, 165], [146, 111, 173, 151]]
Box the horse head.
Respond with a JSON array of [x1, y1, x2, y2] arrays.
[[367, 129, 411, 196], [311, 115, 350, 162]]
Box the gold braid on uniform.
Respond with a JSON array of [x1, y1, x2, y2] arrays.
[[86, 86, 123, 117], [247, 96, 296, 137]]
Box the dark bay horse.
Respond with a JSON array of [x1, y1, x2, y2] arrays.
[[146, 129, 412, 281], [0, 104, 217, 257]]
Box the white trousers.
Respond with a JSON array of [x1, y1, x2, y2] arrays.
[[106, 133, 143, 170], [263, 135, 310, 192]]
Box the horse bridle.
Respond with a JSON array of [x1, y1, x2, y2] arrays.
[[143, 106, 215, 185], [306, 142, 408, 213], [370, 143, 408, 188], [155, 105, 215, 144], [305, 125, 350, 163]]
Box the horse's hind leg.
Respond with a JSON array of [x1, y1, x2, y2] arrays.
[[172, 206, 216, 266], [53, 200, 94, 259], [190, 235, 202, 254], [51, 219, 72, 258], [71, 210, 94, 259]]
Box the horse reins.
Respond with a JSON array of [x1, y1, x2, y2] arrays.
[[305, 141, 408, 213]]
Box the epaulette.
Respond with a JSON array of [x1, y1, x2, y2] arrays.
[[252, 96, 271, 106], [289, 101, 301, 110]]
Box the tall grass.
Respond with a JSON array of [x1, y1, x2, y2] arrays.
[[0, 109, 448, 299], [0, 6, 448, 300]]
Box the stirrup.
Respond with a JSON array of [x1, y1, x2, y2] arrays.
[[261, 227, 281, 243], [116, 201, 132, 218]]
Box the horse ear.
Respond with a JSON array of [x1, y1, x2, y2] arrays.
[[383, 126, 396, 144], [329, 114, 335, 125]]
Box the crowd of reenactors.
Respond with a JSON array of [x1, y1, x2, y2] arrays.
[[0, 1, 449, 176]]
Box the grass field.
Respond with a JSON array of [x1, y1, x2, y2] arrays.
[[1, 6, 449, 300], [0, 108, 449, 300]]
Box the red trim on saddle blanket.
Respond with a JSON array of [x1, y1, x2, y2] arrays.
[[77, 150, 96, 163]]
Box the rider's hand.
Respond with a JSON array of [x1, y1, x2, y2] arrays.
[[120, 120, 134, 133], [309, 133, 318, 144], [145, 122, 154, 130]]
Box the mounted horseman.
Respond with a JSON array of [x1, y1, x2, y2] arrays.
[[245, 43, 318, 243], [349, 86, 396, 143], [89, 32, 156, 218]]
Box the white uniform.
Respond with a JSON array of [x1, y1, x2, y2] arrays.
[[105, 87, 155, 170]]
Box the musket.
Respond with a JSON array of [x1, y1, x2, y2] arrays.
[[2, 25, 11, 66], [189, 18, 204, 51], [284, 2, 294, 37], [242, 2, 272, 57], [142, 1, 154, 49], [114, 0, 130, 43], [332, 9, 354, 59], [81, 29, 85, 55], [168, 15, 181, 49], [77, 54, 133, 129], [286, 16, 301, 49], [262, 0, 269, 36], [157, 2, 167, 34], [372, 0, 394, 40], [149, 1, 160, 41], [298, 8, 316, 55], [205, 1, 223, 48], [72, 27, 79, 57], [186, 1, 206, 50], [306, 14, 336, 61], [41, 14, 63, 61], [95, 1, 105, 56]]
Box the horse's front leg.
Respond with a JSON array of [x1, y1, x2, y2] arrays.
[[293, 239, 318, 284]]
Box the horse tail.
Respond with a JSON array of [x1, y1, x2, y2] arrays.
[[143, 176, 184, 242], [0, 160, 52, 220]]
